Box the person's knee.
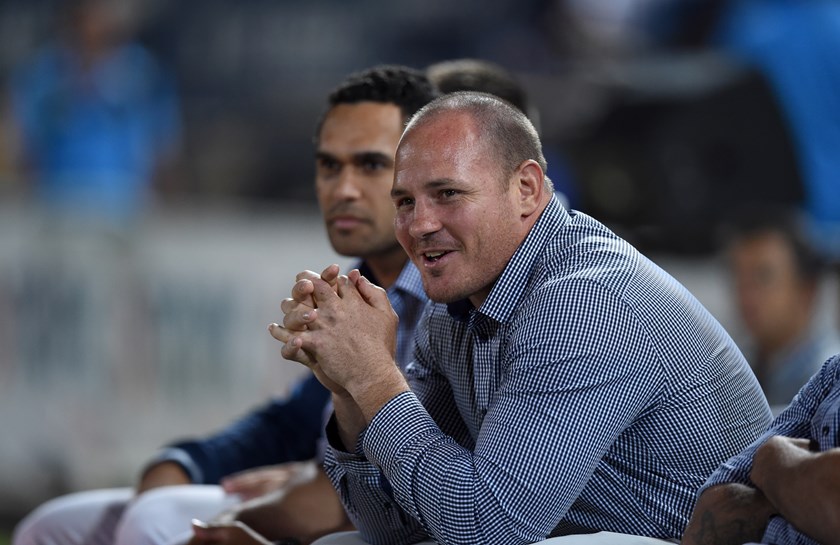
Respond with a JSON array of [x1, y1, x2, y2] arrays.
[[12, 506, 55, 545], [115, 485, 230, 545], [115, 488, 184, 545], [13, 489, 132, 545]]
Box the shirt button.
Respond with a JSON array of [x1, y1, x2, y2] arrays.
[[823, 426, 830, 435]]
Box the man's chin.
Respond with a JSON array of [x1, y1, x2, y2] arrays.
[[423, 283, 465, 305], [331, 238, 404, 262], [329, 237, 370, 257]]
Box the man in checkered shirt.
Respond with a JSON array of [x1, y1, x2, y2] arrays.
[[271, 92, 772, 544], [683, 353, 840, 545]]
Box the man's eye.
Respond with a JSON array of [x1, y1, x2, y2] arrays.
[[361, 160, 386, 172], [317, 158, 340, 172], [441, 189, 458, 198], [396, 197, 414, 208]]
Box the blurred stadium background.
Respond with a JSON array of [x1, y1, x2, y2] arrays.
[[0, 0, 836, 537]]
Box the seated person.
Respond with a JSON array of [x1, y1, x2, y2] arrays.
[[12, 65, 437, 545], [188, 58, 567, 545], [725, 206, 840, 408], [270, 91, 772, 544], [682, 352, 840, 545]]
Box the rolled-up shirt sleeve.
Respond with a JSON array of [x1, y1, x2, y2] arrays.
[[699, 356, 840, 545], [322, 409, 430, 545], [700, 357, 838, 494]]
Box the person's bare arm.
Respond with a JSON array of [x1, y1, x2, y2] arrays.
[[137, 461, 191, 494], [236, 468, 352, 544], [681, 483, 775, 545], [331, 392, 368, 453], [221, 461, 317, 501], [751, 435, 840, 544], [190, 468, 351, 545], [188, 520, 272, 545]]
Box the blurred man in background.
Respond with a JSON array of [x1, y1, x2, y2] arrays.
[[6, 0, 181, 226], [426, 58, 537, 126], [726, 207, 840, 409], [426, 57, 579, 211]]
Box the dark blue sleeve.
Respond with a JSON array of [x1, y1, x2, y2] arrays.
[[151, 373, 330, 484]]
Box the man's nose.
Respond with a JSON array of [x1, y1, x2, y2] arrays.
[[334, 169, 362, 200], [408, 201, 442, 238]]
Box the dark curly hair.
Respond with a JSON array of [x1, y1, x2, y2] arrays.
[[315, 65, 438, 141]]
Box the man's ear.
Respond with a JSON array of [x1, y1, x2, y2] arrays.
[[515, 160, 546, 217]]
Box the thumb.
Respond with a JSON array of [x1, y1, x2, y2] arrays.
[[311, 277, 339, 306], [191, 520, 222, 543], [219, 472, 248, 494], [320, 263, 341, 286], [356, 275, 392, 311]]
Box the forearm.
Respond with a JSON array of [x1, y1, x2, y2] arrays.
[[333, 393, 368, 452], [332, 364, 410, 450], [753, 438, 840, 544], [234, 470, 351, 544], [137, 461, 191, 493], [323, 448, 428, 545], [363, 392, 567, 544], [681, 483, 775, 545], [347, 360, 410, 423]]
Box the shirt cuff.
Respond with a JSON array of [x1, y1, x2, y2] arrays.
[[362, 391, 443, 506], [762, 515, 819, 545], [696, 434, 772, 497], [325, 410, 368, 459]]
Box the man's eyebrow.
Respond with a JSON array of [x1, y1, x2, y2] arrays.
[[352, 151, 394, 165], [391, 178, 458, 199], [425, 178, 458, 189], [315, 151, 394, 165]]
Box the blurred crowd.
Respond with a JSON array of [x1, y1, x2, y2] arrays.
[[0, 0, 837, 249]]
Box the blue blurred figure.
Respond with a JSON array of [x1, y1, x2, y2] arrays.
[[712, 0, 840, 259], [9, 0, 181, 225]]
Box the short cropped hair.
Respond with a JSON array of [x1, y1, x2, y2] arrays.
[[405, 91, 550, 189], [315, 65, 438, 141]]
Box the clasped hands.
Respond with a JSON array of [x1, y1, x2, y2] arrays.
[[268, 265, 402, 404]]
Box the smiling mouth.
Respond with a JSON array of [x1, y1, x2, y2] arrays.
[[423, 251, 450, 263]]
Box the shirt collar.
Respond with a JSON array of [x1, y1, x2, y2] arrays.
[[446, 195, 569, 324]]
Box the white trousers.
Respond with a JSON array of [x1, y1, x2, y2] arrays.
[[12, 485, 238, 545], [312, 531, 678, 545]]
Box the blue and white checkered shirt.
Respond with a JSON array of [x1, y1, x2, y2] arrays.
[[701, 353, 840, 545], [324, 196, 771, 545]]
